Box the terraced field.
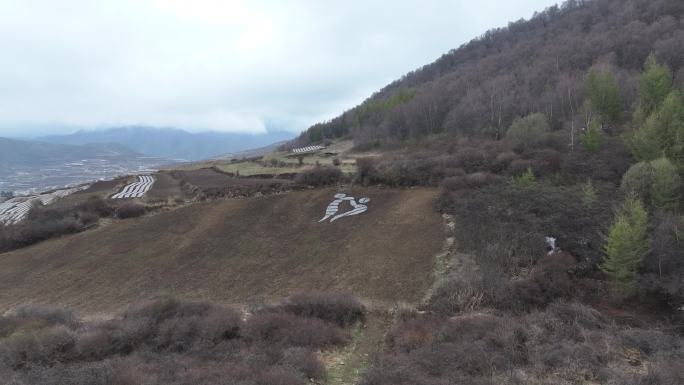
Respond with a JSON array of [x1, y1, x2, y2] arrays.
[[111, 175, 155, 198], [0, 185, 89, 225], [0, 187, 444, 314]]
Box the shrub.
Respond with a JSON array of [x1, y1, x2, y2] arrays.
[[295, 165, 343, 186], [75, 320, 136, 359], [385, 315, 445, 353], [441, 176, 469, 191], [581, 120, 604, 152], [0, 325, 76, 368], [78, 196, 114, 217], [454, 148, 488, 173], [428, 276, 487, 314], [621, 161, 653, 199], [508, 159, 533, 176], [281, 291, 365, 327], [332, 157, 341, 166], [562, 137, 632, 183], [505, 113, 551, 151], [115, 203, 146, 219], [465, 172, 499, 188], [355, 157, 379, 183], [491, 151, 517, 172], [528, 149, 562, 175], [0, 200, 111, 253], [154, 306, 242, 351], [280, 347, 326, 380], [244, 311, 348, 348], [439, 182, 613, 273], [511, 166, 536, 187], [0, 295, 359, 385]]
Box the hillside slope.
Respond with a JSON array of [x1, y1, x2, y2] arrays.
[[296, 0, 684, 147], [0, 187, 443, 314]]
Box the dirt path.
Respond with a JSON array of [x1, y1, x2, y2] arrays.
[[321, 307, 393, 385], [319, 213, 459, 385]]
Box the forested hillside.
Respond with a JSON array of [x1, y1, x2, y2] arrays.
[[291, 1, 684, 383], [296, 0, 684, 147], [2, 1, 684, 384]]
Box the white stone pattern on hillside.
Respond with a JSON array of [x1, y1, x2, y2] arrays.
[[111, 175, 155, 199], [319, 193, 370, 223], [292, 145, 324, 154]]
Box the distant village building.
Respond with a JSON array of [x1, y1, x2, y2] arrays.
[[292, 146, 325, 154], [291, 145, 325, 155]]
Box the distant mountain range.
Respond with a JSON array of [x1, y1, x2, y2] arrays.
[[39, 127, 295, 161], [0, 137, 142, 167], [0, 137, 167, 194]]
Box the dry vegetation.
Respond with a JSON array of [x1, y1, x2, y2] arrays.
[[2, 1, 684, 384], [0, 187, 443, 314], [0, 292, 366, 385], [363, 303, 683, 385], [176, 140, 362, 177]]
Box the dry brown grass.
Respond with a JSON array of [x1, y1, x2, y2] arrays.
[[0, 187, 443, 314]]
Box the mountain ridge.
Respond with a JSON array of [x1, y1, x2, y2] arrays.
[[0, 137, 143, 167], [296, 0, 684, 147], [39, 126, 295, 161]]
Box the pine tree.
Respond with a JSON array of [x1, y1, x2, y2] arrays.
[[601, 196, 650, 295], [629, 91, 684, 163], [638, 55, 672, 117], [581, 120, 604, 152], [581, 179, 597, 208], [650, 157, 681, 210], [586, 68, 623, 125], [655, 92, 684, 164]]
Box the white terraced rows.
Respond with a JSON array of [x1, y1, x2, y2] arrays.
[[0, 185, 89, 225], [0, 200, 34, 225], [111, 175, 155, 199], [291, 145, 324, 154]]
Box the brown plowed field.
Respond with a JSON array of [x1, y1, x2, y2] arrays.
[[0, 187, 443, 314]]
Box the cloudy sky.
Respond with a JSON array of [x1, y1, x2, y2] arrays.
[[0, 0, 556, 137]]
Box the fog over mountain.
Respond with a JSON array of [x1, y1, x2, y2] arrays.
[[0, 0, 554, 137], [39, 127, 294, 161]]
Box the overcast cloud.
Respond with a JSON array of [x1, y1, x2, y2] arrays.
[[0, 0, 556, 136]]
